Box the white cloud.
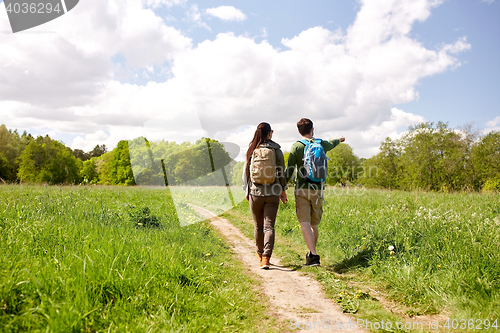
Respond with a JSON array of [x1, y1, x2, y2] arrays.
[[482, 0, 495, 4], [0, 0, 470, 158], [142, 0, 187, 8], [343, 108, 427, 157], [72, 130, 110, 152], [442, 36, 471, 54], [484, 116, 500, 133], [206, 6, 247, 21], [0, 0, 191, 109], [186, 4, 211, 30], [346, 0, 445, 53]]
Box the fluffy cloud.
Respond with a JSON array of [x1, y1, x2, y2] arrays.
[[335, 108, 427, 158], [162, 7, 469, 156], [0, 0, 471, 159], [205, 6, 247, 21], [0, 0, 191, 108], [142, 0, 187, 8], [0, 0, 191, 143], [186, 4, 211, 30], [484, 116, 500, 133]]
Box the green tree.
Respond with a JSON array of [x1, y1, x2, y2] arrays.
[[0, 153, 9, 183], [399, 122, 468, 191], [90, 144, 107, 158], [362, 122, 482, 192], [472, 131, 500, 191], [326, 143, 361, 186], [73, 149, 91, 161], [362, 137, 404, 189], [80, 158, 99, 184], [231, 162, 244, 186], [0, 125, 25, 181], [17, 136, 81, 184], [163, 138, 232, 185], [95, 151, 114, 185], [108, 141, 135, 185], [457, 123, 482, 191]]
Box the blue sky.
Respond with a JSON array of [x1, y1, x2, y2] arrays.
[[0, 0, 498, 158], [397, 0, 500, 127]]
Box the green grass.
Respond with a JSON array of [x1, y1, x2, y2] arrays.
[[167, 186, 246, 226], [4, 185, 498, 332], [227, 187, 500, 331], [0, 185, 278, 332]]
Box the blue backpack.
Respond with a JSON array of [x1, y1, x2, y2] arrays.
[[299, 138, 329, 183]]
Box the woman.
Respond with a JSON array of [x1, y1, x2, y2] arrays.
[[243, 122, 287, 269]]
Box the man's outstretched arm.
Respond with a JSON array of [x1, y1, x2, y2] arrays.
[[322, 136, 345, 152]]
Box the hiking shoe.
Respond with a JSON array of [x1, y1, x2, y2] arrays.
[[305, 252, 320, 267], [305, 251, 313, 265], [260, 256, 270, 269], [256, 252, 262, 263]]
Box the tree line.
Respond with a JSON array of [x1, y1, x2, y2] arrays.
[[128, 137, 233, 186], [312, 122, 499, 192], [1, 122, 498, 192], [0, 124, 235, 186], [362, 122, 500, 192]]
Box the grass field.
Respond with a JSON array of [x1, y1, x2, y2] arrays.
[[167, 185, 246, 226], [2, 185, 499, 332], [229, 187, 500, 326], [0, 185, 277, 332]]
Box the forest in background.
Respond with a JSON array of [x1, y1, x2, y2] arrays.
[[326, 122, 500, 192], [0, 122, 499, 192], [0, 124, 234, 187]]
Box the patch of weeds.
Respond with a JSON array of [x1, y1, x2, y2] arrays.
[[127, 206, 161, 228], [335, 289, 371, 314]]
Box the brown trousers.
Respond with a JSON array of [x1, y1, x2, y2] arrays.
[[249, 195, 279, 257]]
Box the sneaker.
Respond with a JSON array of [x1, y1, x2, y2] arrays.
[[260, 256, 270, 269], [305, 251, 313, 265], [256, 252, 262, 262], [305, 252, 320, 267]]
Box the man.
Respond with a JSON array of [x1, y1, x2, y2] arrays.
[[285, 118, 345, 266]]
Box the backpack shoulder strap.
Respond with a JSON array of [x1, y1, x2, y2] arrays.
[[298, 139, 308, 146]]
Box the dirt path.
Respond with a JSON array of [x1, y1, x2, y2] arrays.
[[190, 205, 367, 333]]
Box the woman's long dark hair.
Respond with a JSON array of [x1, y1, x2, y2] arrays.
[[246, 122, 272, 165]]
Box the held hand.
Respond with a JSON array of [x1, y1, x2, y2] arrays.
[[280, 191, 288, 204], [246, 194, 249, 201], [339, 136, 345, 143]]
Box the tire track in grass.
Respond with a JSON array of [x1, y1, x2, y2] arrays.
[[189, 204, 366, 333]]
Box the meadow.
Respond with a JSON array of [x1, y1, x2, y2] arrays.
[[228, 187, 500, 326], [167, 185, 246, 226], [2, 184, 499, 332], [0, 185, 277, 332]]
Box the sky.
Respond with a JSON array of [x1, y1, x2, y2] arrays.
[[0, 0, 499, 160]]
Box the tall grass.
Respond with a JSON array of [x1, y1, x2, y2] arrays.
[[0, 185, 273, 332], [232, 188, 500, 320]]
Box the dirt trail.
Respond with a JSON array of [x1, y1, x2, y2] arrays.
[[190, 205, 367, 333]]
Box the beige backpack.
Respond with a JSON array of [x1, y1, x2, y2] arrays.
[[250, 147, 276, 184]]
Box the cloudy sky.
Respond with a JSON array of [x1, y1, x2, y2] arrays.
[[0, 0, 499, 159]]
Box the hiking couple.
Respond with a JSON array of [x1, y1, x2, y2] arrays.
[[243, 118, 345, 269]]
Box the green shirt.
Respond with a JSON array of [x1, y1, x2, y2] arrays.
[[285, 138, 340, 190]]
